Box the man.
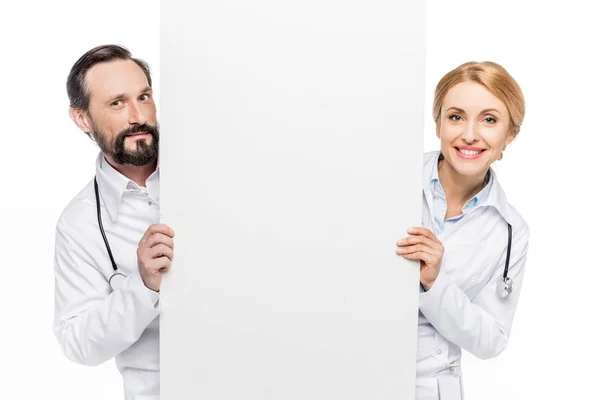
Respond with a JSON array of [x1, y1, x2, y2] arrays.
[[53, 44, 173, 400]]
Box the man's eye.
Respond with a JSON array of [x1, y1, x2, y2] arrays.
[[111, 100, 122, 106], [141, 94, 150, 100]]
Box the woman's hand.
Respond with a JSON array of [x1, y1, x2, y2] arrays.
[[396, 227, 444, 290]]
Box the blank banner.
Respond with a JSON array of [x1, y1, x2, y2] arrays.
[[159, 1, 426, 399]]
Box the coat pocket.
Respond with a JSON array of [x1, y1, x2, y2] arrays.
[[415, 377, 440, 400], [440, 242, 498, 295], [437, 374, 464, 400]]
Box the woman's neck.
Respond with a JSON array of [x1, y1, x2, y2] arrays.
[[437, 158, 487, 208]]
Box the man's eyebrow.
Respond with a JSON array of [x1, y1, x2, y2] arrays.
[[108, 87, 153, 101]]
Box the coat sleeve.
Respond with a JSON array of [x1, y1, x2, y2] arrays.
[[52, 217, 161, 366], [418, 222, 529, 360]]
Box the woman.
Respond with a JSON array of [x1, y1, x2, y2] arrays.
[[396, 61, 530, 400]]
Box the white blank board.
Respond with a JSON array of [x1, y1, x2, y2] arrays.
[[159, 1, 426, 399]]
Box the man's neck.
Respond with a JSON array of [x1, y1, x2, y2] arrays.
[[103, 155, 157, 187]]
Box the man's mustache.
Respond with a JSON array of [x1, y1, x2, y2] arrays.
[[119, 124, 158, 137]]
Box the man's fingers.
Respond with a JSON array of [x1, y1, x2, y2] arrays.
[[145, 233, 174, 250], [149, 223, 175, 237], [139, 224, 175, 245], [142, 256, 172, 273], [148, 244, 174, 260], [158, 257, 172, 272]]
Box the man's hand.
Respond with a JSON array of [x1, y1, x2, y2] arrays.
[[137, 224, 175, 292]]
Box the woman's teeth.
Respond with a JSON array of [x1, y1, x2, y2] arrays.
[[458, 149, 482, 156]]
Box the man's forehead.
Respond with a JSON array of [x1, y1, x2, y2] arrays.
[[86, 59, 149, 99]]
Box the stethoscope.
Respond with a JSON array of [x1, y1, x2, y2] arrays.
[[94, 177, 127, 291], [496, 222, 514, 298]]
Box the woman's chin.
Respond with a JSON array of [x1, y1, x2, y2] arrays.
[[447, 156, 490, 178]]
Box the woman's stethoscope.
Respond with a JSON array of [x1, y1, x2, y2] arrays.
[[497, 222, 514, 298], [94, 177, 127, 291], [95, 175, 514, 296], [419, 223, 513, 298]]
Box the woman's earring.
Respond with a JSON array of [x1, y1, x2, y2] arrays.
[[498, 145, 507, 160]]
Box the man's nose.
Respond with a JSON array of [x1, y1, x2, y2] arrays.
[[128, 102, 147, 126]]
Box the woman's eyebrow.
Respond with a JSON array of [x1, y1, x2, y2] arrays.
[[480, 108, 502, 115], [445, 107, 502, 115]]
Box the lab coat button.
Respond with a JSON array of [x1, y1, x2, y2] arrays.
[[449, 367, 455, 372], [437, 349, 442, 354]]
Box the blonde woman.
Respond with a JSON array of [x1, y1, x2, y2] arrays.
[[396, 61, 530, 400]]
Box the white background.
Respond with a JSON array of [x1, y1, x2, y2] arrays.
[[0, 1, 597, 399]]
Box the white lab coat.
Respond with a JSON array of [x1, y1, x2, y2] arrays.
[[53, 153, 162, 399], [414, 151, 530, 399]]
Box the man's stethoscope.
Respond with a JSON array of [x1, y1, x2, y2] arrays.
[[94, 177, 127, 291], [95, 175, 515, 296]]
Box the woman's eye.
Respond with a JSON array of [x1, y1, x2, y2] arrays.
[[483, 116, 497, 124], [449, 115, 461, 122]]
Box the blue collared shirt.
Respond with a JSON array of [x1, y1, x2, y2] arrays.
[[428, 155, 493, 236]]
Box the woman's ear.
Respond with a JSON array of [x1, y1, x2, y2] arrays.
[[504, 130, 516, 146]]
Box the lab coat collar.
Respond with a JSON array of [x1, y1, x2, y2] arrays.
[[422, 151, 516, 226], [94, 152, 160, 222], [482, 168, 516, 226]]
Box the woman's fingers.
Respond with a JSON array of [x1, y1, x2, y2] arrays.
[[396, 243, 433, 255], [399, 250, 437, 266], [407, 226, 441, 244], [397, 234, 442, 253], [396, 244, 442, 266]]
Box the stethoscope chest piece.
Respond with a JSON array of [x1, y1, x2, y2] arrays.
[[496, 276, 513, 298], [109, 272, 127, 291]]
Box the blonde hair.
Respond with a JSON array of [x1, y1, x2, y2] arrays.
[[432, 61, 525, 137]]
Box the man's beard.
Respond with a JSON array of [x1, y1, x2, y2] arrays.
[[91, 122, 159, 166]]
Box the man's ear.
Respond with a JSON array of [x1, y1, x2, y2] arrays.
[[69, 107, 94, 137]]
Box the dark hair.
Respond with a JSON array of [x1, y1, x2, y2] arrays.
[[66, 44, 152, 111]]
